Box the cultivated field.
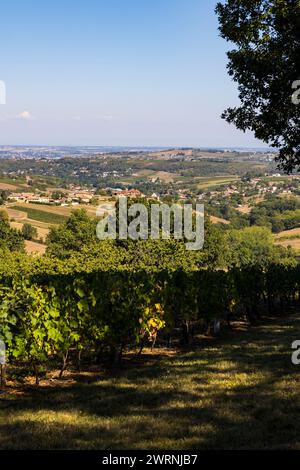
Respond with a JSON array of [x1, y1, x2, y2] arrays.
[[0, 182, 18, 190], [276, 238, 300, 251], [11, 221, 49, 243], [24, 240, 46, 255], [275, 228, 300, 251], [132, 169, 175, 183], [10, 205, 69, 224], [236, 204, 251, 214], [197, 176, 239, 190], [3, 202, 102, 253], [8, 202, 101, 217], [210, 216, 230, 225], [277, 227, 300, 238], [0, 176, 27, 190]]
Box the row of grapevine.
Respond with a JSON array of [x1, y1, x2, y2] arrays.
[[0, 264, 299, 384]]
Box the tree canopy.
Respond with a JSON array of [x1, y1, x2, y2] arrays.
[[216, 0, 300, 172], [22, 223, 38, 241], [0, 211, 24, 252], [46, 209, 98, 258]]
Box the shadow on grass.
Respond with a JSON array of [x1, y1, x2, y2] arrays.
[[1, 314, 300, 449]]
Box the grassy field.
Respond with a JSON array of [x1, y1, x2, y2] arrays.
[[275, 228, 300, 251], [4, 202, 101, 252], [1, 314, 299, 450], [131, 170, 175, 183], [24, 240, 46, 255], [276, 238, 300, 251], [11, 221, 49, 241], [197, 176, 239, 190], [0, 182, 19, 190], [236, 204, 251, 214], [277, 227, 300, 238], [0, 176, 27, 190], [210, 216, 230, 225], [9, 202, 99, 217]]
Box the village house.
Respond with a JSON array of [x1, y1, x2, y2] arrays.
[[8, 192, 35, 202], [110, 188, 142, 198]]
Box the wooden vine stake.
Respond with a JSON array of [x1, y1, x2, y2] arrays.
[[0, 340, 6, 389]]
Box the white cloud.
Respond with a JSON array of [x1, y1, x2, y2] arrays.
[[101, 115, 113, 121], [17, 111, 34, 120], [94, 115, 113, 121]]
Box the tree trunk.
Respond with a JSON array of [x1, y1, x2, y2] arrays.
[[33, 363, 40, 386], [77, 349, 82, 372], [0, 364, 6, 388], [59, 350, 69, 378], [181, 320, 190, 345]]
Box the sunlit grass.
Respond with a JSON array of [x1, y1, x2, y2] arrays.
[[1, 314, 300, 449]]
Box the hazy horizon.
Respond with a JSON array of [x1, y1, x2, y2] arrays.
[[0, 144, 274, 151]]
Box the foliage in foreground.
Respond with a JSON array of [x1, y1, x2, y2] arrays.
[[0, 261, 299, 384], [216, 0, 300, 171], [0, 209, 298, 384]]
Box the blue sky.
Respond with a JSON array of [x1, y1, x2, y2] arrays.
[[0, 0, 264, 147]]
